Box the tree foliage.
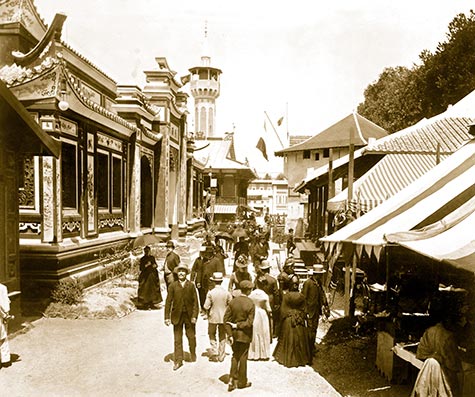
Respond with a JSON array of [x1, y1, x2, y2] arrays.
[[358, 10, 475, 133], [357, 66, 422, 133]]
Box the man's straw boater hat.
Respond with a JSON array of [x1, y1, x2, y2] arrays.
[[309, 264, 326, 274], [210, 272, 224, 282]]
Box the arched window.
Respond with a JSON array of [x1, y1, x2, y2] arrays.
[[200, 106, 207, 135], [208, 107, 214, 135]]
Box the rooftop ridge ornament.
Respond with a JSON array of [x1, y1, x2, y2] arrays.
[[12, 13, 67, 66]]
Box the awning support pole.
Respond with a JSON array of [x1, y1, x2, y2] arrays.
[[344, 251, 351, 316]]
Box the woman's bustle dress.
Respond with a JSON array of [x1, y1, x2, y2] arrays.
[[248, 288, 271, 360], [273, 291, 312, 367]]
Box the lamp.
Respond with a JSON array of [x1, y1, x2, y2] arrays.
[[57, 76, 69, 111]]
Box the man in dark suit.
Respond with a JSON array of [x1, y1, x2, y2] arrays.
[[223, 280, 255, 391], [255, 260, 280, 338], [164, 240, 180, 290], [164, 264, 199, 371], [302, 264, 330, 355]]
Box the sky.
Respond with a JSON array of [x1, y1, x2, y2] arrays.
[[35, 0, 475, 176]]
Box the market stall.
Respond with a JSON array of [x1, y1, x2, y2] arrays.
[[320, 138, 475, 392]]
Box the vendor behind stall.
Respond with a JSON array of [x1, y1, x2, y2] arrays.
[[412, 291, 467, 396]]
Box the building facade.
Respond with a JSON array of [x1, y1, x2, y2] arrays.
[[276, 113, 387, 240], [247, 178, 288, 216], [0, 1, 196, 297]]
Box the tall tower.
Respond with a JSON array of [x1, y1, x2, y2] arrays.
[[189, 23, 222, 139]]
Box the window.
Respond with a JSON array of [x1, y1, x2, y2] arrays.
[[112, 156, 122, 209], [97, 151, 109, 209], [303, 150, 310, 159], [323, 148, 330, 158], [315, 152, 320, 161], [62, 142, 78, 209]]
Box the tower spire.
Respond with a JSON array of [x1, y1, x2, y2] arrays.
[[189, 20, 222, 139], [201, 20, 210, 67]]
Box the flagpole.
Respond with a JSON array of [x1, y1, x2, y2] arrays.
[[264, 111, 285, 149], [286, 102, 289, 144]]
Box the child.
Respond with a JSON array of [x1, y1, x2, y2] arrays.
[[0, 283, 12, 368]]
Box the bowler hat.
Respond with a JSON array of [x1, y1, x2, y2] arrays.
[[174, 264, 189, 274], [309, 264, 326, 274], [210, 272, 224, 282], [239, 280, 253, 291]]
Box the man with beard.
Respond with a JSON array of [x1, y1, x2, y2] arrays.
[[164, 264, 199, 371]]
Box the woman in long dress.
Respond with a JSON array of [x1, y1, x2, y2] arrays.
[[273, 276, 312, 367], [137, 246, 162, 309], [248, 288, 271, 360]]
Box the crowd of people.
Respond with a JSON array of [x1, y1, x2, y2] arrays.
[[136, 224, 331, 392]]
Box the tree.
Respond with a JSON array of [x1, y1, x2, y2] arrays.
[[357, 66, 422, 133], [358, 10, 475, 133], [418, 11, 475, 118]]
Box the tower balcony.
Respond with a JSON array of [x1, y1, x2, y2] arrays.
[[190, 79, 220, 98]]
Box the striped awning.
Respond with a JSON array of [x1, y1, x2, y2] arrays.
[[327, 153, 448, 214], [206, 204, 238, 214], [386, 195, 475, 272], [321, 140, 475, 261]]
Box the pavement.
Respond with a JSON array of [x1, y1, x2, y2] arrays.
[[0, 241, 342, 397]]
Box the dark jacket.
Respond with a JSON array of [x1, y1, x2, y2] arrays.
[[165, 280, 199, 325], [302, 277, 328, 319], [165, 251, 180, 274], [224, 295, 255, 344], [190, 256, 204, 286], [255, 273, 280, 309]]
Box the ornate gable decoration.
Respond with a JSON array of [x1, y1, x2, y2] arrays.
[[0, 0, 47, 41]]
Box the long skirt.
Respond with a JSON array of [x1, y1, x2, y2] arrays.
[[273, 314, 312, 367], [137, 269, 162, 307], [248, 307, 271, 360]]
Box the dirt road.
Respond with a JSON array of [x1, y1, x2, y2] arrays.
[[1, 309, 341, 396]]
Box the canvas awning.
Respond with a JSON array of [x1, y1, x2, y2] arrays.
[[207, 204, 238, 214], [321, 139, 475, 261], [327, 153, 449, 214], [385, 195, 475, 272]]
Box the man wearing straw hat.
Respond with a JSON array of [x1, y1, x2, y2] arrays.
[[203, 272, 232, 362], [164, 263, 199, 371], [302, 263, 330, 355]]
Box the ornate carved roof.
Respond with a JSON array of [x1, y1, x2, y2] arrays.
[[0, 0, 47, 41]]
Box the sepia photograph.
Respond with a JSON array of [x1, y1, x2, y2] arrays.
[[1, 0, 474, 395]]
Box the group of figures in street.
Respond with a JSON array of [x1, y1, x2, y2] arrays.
[[136, 240, 180, 310], [136, 235, 331, 392]]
